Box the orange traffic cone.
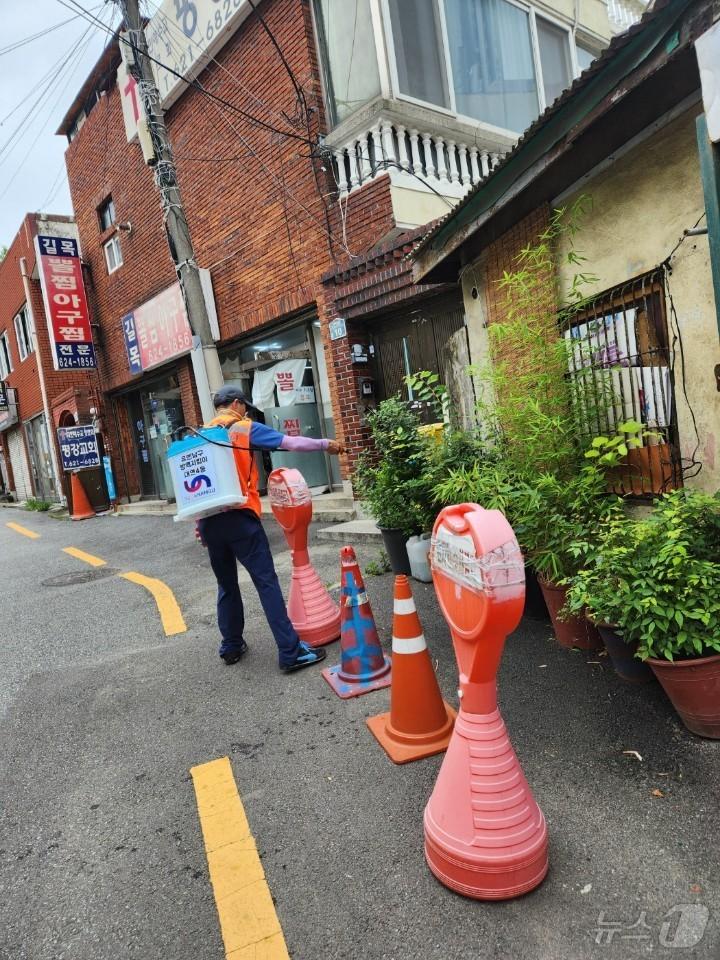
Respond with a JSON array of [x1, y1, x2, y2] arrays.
[[70, 471, 95, 521], [366, 575, 455, 763]]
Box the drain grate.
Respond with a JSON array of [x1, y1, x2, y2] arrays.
[[42, 568, 120, 587]]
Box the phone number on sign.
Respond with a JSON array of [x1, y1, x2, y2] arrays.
[[149, 0, 244, 96], [57, 357, 96, 369]]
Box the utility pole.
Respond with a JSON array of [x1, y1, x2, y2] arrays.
[[115, 0, 223, 423]]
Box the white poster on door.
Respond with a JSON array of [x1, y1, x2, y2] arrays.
[[252, 359, 308, 409]]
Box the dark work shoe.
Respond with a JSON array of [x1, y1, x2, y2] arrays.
[[220, 640, 248, 665], [281, 642, 327, 673]]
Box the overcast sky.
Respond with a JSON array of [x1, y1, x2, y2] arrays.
[[0, 1, 168, 248]]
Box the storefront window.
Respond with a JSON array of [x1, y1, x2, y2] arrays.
[[127, 375, 184, 501], [221, 321, 335, 491]]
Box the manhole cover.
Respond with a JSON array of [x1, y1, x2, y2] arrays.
[[42, 568, 120, 587]]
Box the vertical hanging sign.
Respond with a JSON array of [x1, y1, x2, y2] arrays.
[[35, 235, 96, 370]]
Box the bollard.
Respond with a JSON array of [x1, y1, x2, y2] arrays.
[[268, 468, 340, 647], [424, 503, 548, 900]]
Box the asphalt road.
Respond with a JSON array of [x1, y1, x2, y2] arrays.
[[1, 507, 718, 960]]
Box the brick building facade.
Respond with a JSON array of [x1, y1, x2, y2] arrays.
[[0, 214, 104, 505], [58, 1, 422, 501]]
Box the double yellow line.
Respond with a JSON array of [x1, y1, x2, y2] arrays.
[[6, 522, 186, 637]]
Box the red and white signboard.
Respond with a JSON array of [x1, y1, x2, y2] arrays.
[[122, 282, 193, 375], [283, 418, 302, 437], [118, 59, 145, 142], [35, 235, 96, 370]]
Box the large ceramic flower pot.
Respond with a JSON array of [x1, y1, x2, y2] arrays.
[[538, 578, 602, 650], [647, 653, 720, 739], [596, 624, 653, 684], [377, 526, 411, 575]]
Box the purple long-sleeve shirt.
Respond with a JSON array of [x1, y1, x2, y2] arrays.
[[248, 420, 329, 453]]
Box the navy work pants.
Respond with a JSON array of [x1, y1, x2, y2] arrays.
[[198, 509, 301, 666]]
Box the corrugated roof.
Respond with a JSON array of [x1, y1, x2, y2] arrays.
[[410, 0, 675, 261]]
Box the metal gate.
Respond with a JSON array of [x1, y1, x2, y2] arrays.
[[25, 413, 58, 502], [370, 296, 466, 402], [7, 426, 33, 501]]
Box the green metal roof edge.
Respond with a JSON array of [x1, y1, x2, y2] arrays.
[[421, 0, 695, 262]]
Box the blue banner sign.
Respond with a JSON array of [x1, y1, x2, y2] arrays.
[[103, 455, 117, 500], [57, 425, 101, 471]]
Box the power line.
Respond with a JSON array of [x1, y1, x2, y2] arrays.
[[0, 19, 99, 164], [132, 7, 346, 259], [0, 24, 105, 202], [0, 12, 84, 57], [246, 0, 309, 123], [140, 0, 303, 138], [58, 0, 350, 259], [56, 0, 315, 145]]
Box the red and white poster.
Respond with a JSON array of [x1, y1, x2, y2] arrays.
[[283, 418, 302, 437], [122, 283, 193, 375], [35, 235, 96, 370]]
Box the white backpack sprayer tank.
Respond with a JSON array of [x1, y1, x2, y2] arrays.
[[166, 426, 247, 522]]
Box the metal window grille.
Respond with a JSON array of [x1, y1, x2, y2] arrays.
[[561, 269, 682, 497]]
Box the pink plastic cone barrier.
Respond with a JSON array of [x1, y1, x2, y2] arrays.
[[424, 503, 548, 900], [268, 468, 340, 647], [322, 546, 391, 699]]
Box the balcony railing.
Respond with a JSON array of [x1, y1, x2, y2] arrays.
[[331, 117, 503, 198], [607, 0, 648, 32]]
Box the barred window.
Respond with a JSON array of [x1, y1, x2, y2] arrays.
[[562, 270, 681, 497]]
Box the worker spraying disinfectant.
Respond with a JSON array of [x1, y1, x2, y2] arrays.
[[168, 386, 344, 672]]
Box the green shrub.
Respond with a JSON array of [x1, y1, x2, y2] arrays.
[[25, 498, 52, 512]]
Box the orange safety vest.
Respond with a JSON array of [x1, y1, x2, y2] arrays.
[[206, 411, 261, 517]]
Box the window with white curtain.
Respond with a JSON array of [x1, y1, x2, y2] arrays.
[[536, 16, 574, 108], [313, 0, 597, 134], [445, 0, 539, 132], [313, 0, 381, 124], [388, 0, 450, 108]]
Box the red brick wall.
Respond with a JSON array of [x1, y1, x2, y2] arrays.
[[482, 206, 554, 329], [318, 224, 460, 479]]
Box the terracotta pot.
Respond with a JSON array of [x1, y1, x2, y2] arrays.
[[608, 442, 676, 496], [647, 653, 720, 739], [596, 624, 653, 684], [538, 579, 603, 650]]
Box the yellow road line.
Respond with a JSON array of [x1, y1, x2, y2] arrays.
[[63, 546, 106, 567], [191, 758, 290, 960], [6, 522, 40, 540], [120, 571, 187, 636]]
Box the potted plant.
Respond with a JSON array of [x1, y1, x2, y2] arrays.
[[563, 516, 653, 682], [354, 398, 435, 574], [512, 465, 623, 650], [619, 490, 720, 737]]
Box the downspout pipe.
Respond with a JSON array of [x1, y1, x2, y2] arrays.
[[19, 256, 66, 506]]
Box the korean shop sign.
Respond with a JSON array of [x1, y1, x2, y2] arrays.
[[0, 381, 8, 412], [145, 0, 251, 108], [57, 425, 101, 471], [35, 235, 96, 370], [121, 282, 193, 375]]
